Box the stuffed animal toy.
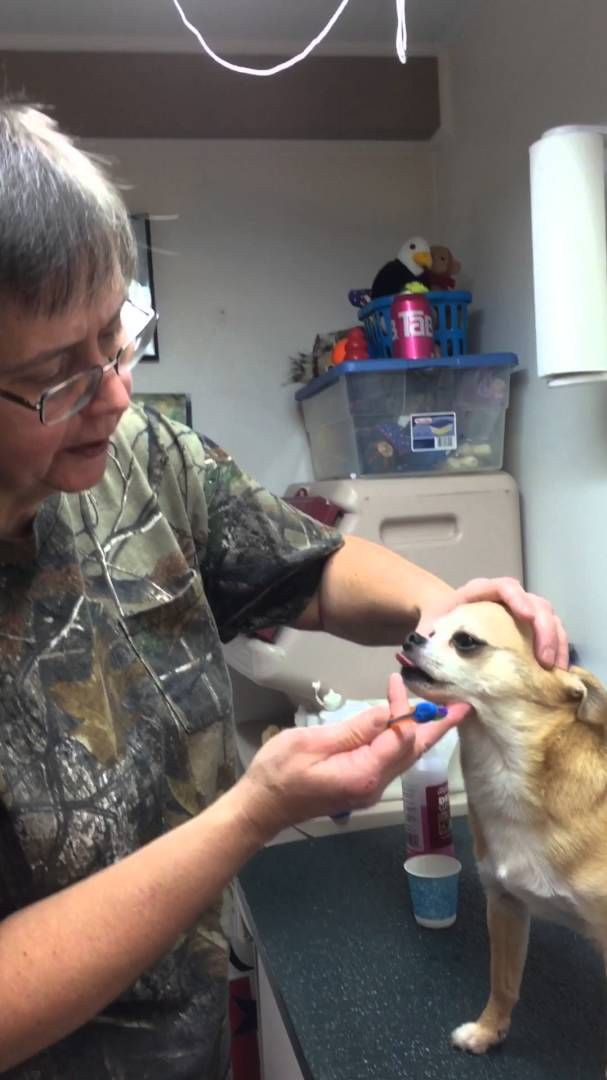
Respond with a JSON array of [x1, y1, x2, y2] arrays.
[[427, 245, 461, 291], [371, 236, 433, 299]]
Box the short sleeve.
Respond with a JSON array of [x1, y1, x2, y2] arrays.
[[116, 408, 345, 644], [196, 437, 343, 642]]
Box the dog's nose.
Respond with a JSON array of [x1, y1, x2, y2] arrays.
[[403, 631, 427, 650]]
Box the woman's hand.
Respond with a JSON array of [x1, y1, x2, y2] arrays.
[[452, 577, 568, 669], [235, 673, 467, 842], [419, 576, 568, 670]]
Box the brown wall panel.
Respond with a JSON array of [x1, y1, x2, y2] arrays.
[[1, 51, 439, 139]]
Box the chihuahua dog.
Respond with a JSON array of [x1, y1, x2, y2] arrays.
[[400, 601, 607, 1063]]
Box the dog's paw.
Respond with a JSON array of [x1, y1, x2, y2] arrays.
[[451, 1021, 504, 1054]]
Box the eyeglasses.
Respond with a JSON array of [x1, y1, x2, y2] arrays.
[[0, 299, 158, 426]]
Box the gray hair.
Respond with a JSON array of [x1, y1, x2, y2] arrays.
[[0, 102, 137, 314]]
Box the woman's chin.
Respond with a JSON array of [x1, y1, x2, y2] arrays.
[[50, 450, 110, 492]]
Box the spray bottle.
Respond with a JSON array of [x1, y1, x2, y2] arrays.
[[399, 702, 458, 858]]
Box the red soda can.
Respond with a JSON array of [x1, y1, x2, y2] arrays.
[[390, 294, 435, 359]]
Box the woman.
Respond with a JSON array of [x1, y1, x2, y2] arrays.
[[0, 101, 567, 1078]]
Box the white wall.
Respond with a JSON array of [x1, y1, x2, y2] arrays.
[[435, 0, 607, 676], [87, 138, 437, 493]]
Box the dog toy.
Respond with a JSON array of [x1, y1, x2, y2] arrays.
[[348, 288, 372, 309], [363, 420, 409, 473], [343, 327, 369, 361], [362, 419, 446, 474], [401, 280, 430, 295], [428, 245, 462, 291], [371, 235, 433, 299], [331, 327, 369, 365], [289, 329, 350, 383], [331, 337, 348, 365]]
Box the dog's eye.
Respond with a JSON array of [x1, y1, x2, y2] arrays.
[[450, 631, 486, 654]]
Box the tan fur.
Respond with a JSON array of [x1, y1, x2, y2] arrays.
[[401, 602, 607, 1064]]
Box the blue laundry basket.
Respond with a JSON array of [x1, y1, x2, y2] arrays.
[[358, 291, 472, 359]]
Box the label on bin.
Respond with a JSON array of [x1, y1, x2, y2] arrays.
[[410, 412, 457, 452]]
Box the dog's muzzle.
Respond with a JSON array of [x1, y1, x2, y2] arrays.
[[405, 631, 427, 649], [398, 632, 439, 685]]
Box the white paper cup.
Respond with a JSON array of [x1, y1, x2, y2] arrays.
[[404, 854, 462, 928]]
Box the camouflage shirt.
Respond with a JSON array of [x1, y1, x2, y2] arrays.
[[0, 405, 342, 1079]]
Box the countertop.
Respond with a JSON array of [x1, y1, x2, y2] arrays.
[[237, 817, 606, 1079]]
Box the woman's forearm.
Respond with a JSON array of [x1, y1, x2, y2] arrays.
[[0, 781, 267, 1072], [295, 535, 455, 644]]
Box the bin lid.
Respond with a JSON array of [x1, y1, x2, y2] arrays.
[[294, 354, 518, 401]]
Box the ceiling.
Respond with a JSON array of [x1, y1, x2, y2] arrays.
[[0, 0, 463, 53]]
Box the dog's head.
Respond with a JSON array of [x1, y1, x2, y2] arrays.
[[400, 602, 607, 731]]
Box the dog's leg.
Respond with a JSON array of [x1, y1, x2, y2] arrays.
[[452, 889, 530, 1054]]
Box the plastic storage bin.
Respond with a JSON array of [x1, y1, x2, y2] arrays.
[[295, 355, 518, 480], [359, 291, 472, 358]]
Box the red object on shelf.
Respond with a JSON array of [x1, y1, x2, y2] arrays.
[[344, 327, 369, 361]]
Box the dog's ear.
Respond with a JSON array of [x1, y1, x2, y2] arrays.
[[565, 667, 607, 727]]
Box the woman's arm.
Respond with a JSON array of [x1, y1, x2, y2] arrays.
[[293, 534, 454, 644], [0, 785, 263, 1071], [0, 674, 455, 1072], [293, 535, 568, 667]]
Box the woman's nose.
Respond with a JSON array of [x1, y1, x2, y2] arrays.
[[86, 363, 132, 417]]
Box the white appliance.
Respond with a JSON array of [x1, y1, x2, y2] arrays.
[[226, 471, 523, 837]]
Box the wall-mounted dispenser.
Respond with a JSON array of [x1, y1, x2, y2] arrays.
[[530, 125, 607, 386]]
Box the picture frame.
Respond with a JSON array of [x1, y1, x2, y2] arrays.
[[131, 392, 193, 428], [129, 214, 159, 361]]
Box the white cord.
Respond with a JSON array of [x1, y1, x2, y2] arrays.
[[168, 0, 408, 76], [395, 0, 408, 64]]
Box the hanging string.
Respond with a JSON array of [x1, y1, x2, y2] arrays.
[[168, 0, 408, 77], [395, 0, 408, 64]]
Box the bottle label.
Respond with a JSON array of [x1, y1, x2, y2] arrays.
[[404, 779, 452, 855], [426, 781, 452, 849], [404, 787, 423, 852]]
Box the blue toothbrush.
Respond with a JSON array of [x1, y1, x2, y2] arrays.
[[388, 701, 448, 725]]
